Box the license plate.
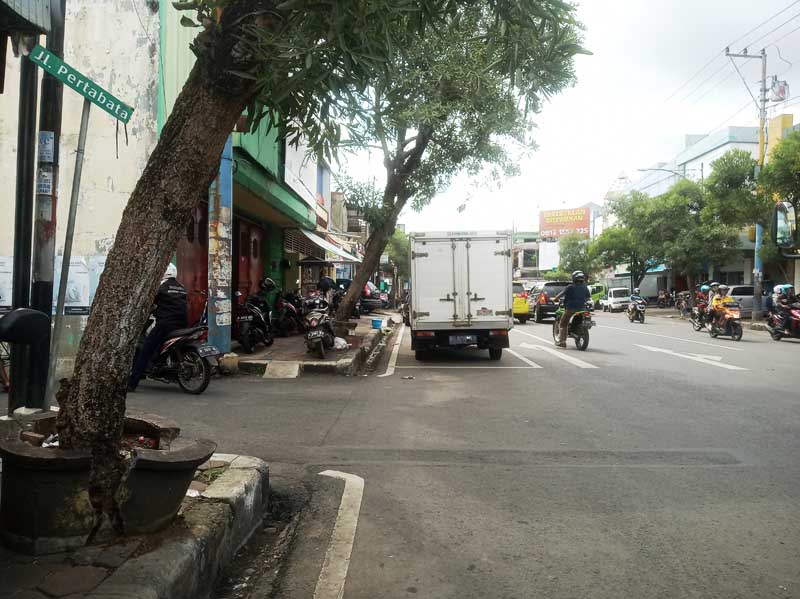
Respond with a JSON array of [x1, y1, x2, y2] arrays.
[[238, 315, 253, 321], [197, 345, 219, 357], [449, 335, 476, 345], [308, 330, 325, 339]]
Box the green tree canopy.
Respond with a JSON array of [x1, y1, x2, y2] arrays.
[[704, 148, 771, 227], [558, 233, 596, 278]]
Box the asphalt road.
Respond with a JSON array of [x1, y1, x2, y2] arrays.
[[128, 312, 800, 599]]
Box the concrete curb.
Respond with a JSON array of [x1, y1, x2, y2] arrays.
[[239, 328, 384, 377], [89, 453, 269, 599]]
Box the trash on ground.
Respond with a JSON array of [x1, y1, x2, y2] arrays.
[[402, 376, 415, 380], [42, 433, 59, 448], [334, 336, 350, 350]]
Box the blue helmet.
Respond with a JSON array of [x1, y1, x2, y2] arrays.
[[700, 285, 710, 292]]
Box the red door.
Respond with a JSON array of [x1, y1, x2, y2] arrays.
[[234, 218, 265, 298], [176, 202, 208, 325]]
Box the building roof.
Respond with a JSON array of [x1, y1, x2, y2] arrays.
[[0, 1, 50, 33], [674, 126, 758, 166]]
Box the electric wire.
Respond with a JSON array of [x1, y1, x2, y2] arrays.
[[744, 9, 800, 49], [665, 0, 800, 102]]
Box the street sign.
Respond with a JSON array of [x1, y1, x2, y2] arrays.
[[28, 44, 134, 124]]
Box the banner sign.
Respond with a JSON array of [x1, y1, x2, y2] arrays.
[[539, 208, 591, 239]]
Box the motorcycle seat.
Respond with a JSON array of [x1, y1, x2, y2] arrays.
[[0, 308, 50, 344], [165, 326, 205, 340]]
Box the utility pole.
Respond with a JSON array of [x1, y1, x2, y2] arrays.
[[29, 0, 66, 409], [725, 46, 767, 322], [9, 40, 40, 414]]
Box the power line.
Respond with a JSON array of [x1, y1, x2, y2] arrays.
[[665, 0, 800, 104], [688, 69, 738, 106], [728, 0, 800, 47], [677, 62, 729, 103], [770, 22, 800, 46], [706, 99, 757, 135], [743, 9, 800, 49]]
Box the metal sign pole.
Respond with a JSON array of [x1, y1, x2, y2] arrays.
[[45, 98, 90, 405]]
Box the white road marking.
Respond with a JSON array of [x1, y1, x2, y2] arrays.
[[315, 470, 365, 599], [396, 365, 535, 369], [635, 344, 747, 370], [378, 324, 405, 378], [511, 328, 555, 345], [596, 324, 744, 351], [520, 342, 598, 369], [506, 348, 543, 368]]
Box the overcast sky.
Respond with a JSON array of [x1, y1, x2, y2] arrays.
[[348, 0, 800, 233]]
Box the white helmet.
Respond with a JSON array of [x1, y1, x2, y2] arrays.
[[163, 263, 178, 282], [774, 284, 784, 294]]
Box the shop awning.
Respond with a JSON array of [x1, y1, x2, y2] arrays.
[[300, 230, 361, 263]]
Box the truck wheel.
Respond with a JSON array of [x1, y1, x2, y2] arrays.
[[489, 348, 502, 360], [519, 315, 528, 324]]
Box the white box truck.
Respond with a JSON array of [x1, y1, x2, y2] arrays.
[[409, 230, 513, 360]]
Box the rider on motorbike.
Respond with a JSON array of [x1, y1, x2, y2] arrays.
[[774, 284, 797, 330], [710, 284, 734, 328], [627, 287, 645, 318], [553, 270, 591, 348], [706, 282, 720, 325], [128, 264, 188, 392]]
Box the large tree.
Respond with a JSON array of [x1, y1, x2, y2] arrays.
[[705, 148, 772, 227], [558, 232, 597, 278], [55, 0, 578, 536], [334, 2, 585, 320], [589, 226, 649, 290]]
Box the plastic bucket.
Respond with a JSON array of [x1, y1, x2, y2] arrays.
[[371, 319, 382, 330]]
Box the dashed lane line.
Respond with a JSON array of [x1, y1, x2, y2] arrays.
[[519, 342, 599, 369], [595, 324, 744, 351]]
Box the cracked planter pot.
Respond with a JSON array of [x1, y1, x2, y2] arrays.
[[0, 413, 215, 554]]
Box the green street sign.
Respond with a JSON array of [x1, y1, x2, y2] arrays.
[[28, 44, 134, 124]]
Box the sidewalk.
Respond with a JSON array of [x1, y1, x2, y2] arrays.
[[236, 312, 396, 377]]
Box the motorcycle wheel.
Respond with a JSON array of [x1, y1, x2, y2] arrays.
[[264, 328, 275, 347], [731, 323, 743, 341], [574, 330, 589, 351], [691, 319, 702, 332], [770, 329, 783, 341], [708, 327, 718, 338], [639, 313, 645, 324], [177, 351, 211, 395], [316, 340, 325, 359], [552, 319, 560, 344], [239, 323, 254, 353]]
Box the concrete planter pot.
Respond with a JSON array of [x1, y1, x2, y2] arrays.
[[0, 413, 215, 554], [332, 320, 358, 338]]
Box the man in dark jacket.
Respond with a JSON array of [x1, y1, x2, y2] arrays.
[[554, 270, 591, 348], [128, 264, 188, 391]]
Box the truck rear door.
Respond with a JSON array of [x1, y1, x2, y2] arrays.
[[463, 236, 511, 325], [412, 238, 460, 324]]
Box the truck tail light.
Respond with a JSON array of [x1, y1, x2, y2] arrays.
[[415, 331, 435, 337], [489, 330, 508, 337]]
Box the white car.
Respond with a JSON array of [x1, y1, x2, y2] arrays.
[[601, 287, 631, 312]]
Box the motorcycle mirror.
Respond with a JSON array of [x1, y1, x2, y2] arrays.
[[773, 200, 800, 257], [235, 291, 242, 297]]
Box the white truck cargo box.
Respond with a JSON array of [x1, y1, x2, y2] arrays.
[[409, 231, 513, 360]]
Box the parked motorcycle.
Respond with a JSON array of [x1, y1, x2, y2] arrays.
[[766, 303, 800, 341], [304, 297, 335, 359], [551, 302, 593, 350], [135, 317, 219, 394], [628, 299, 647, 324], [689, 300, 708, 331], [235, 291, 274, 353], [708, 301, 743, 341], [271, 289, 306, 337]]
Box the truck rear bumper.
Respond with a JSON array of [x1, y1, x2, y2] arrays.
[[411, 329, 510, 350]]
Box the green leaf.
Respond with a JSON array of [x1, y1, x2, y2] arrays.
[[180, 15, 199, 28]]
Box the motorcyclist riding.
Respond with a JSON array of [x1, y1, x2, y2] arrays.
[[553, 270, 591, 348], [706, 282, 720, 325], [128, 263, 188, 392], [627, 287, 645, 318], [710, 284, 734, 328], [774, 284, 797, 330]]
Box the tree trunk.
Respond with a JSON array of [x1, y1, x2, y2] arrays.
[[336, 193, 408, 322], [56, 57, 252, 534]]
